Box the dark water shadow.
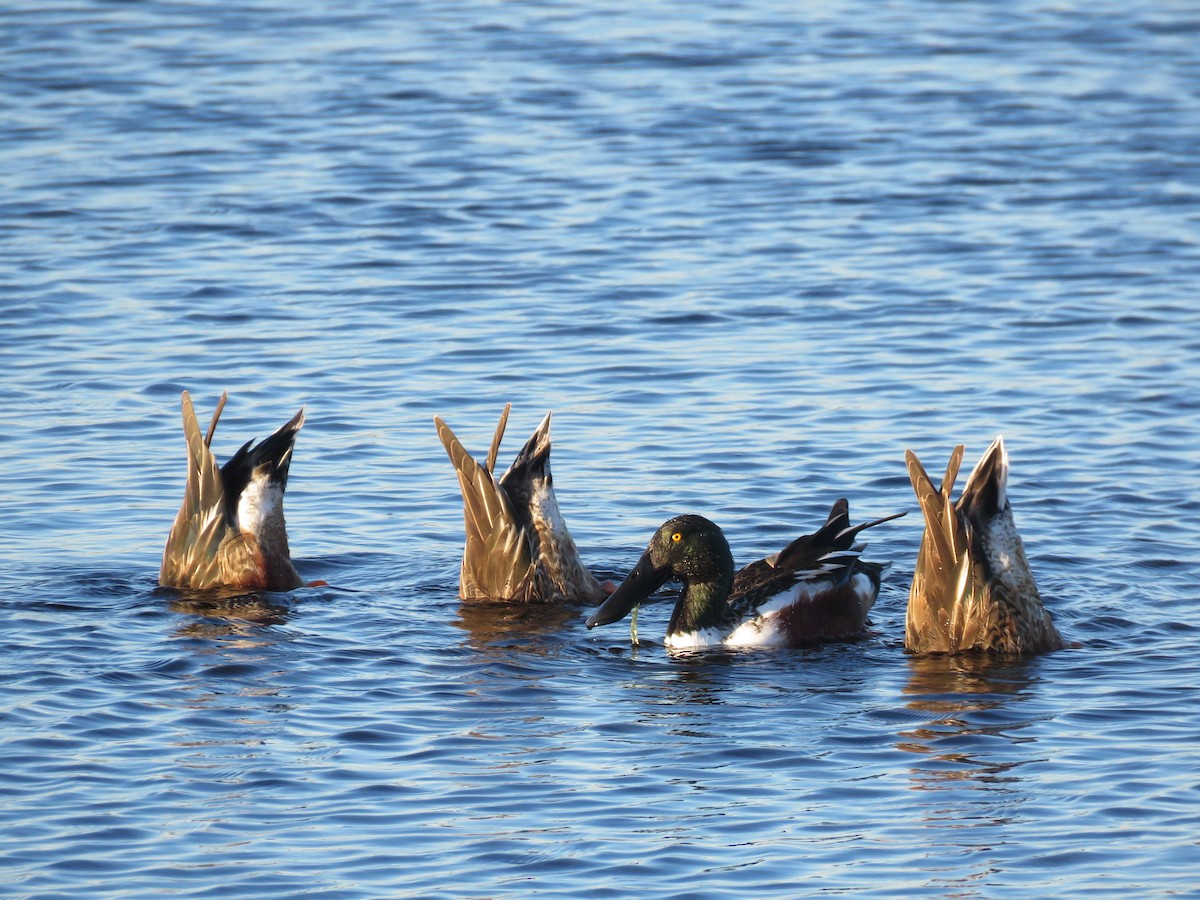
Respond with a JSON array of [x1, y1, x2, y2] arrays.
[[156, 561, 351, 638], [160, 585, 295, 629], [452, 598, 583, 654], [635, 665, 729, 736]]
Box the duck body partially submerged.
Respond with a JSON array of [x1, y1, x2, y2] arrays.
[[160, 391, 304, 592], [588, 500, 904, 650], [434, 405, 606, 604], [905, 436, 1062, 655]]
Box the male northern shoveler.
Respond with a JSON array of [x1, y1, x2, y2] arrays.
[[160, 391, 304, 592], [434, 404, 608, 603], [586, 500, 905, 650], [904, 436, 1062, 655]]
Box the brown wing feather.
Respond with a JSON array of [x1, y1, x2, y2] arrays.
[[484, 403, 510, 475], [904, 446, 975, 653], [160, 391, 233, 589], [215, 531, 269, 590], [435, 414, 538, 601]]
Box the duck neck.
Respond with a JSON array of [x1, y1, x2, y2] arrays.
[[668, 572, 733, 638]]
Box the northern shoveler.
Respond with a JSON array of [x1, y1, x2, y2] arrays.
[[904, 436, 1062, 655], [586, 500, 905, 650], [160, 391, 304, 592], [434, 404, 608, 603]]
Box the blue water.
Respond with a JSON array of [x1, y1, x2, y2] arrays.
[[3, 0, 1200, 896]]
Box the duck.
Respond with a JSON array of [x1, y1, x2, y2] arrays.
[[586, 500, 905, 650], [160, 390, 305, 592], [904, 436, 1062, 654], [433, 404, 608, 603]]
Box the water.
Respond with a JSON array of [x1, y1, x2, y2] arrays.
[[3, 0, 1200, 895]]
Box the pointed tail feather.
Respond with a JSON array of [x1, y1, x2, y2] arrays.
[[500, 410, 553, 487], [836, 509, 908, 546], [771, 499, 905, 572], [940, 443, 965, 500], [904, 447, 963, 578], [240, 406, 305, 486], [806, 498, 851, 549], [204, 391, 227, 448], [484, 402, 511, 475], [958, 435, 1008, 528], [217, 406, 304, 532]]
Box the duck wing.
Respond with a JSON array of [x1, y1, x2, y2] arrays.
[[906, 444, 973, 652], [763, 498, 906, 574], [160, 391, 235, 589], [726, 500, 905, 634], [435, 410, 538, 601]]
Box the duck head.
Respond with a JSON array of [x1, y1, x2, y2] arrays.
[[586, 514, 734, 636]]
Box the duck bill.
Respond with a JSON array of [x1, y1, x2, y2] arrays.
[[585, 549, 669, 629]]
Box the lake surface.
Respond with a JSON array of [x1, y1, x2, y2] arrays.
[[3, 0, 1200, 896]]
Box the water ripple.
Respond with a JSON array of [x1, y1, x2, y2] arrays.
[[3, 0, 1200, 896]]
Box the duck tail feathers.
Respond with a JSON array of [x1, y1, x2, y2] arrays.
[[501, 410, 553, 483], [433, 411, 537, 601]]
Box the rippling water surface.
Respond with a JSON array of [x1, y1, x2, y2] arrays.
[[3, 1, 1200, 896]]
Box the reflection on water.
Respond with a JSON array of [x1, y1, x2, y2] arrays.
[[898, 654, 1042, 783], [161, 589, 295, 719], [165, 587, 294, 629], [454, 599, 581, 652], [896, 655, 1049, 896], [902, 653, 1037, 709], [636, 665, 728, 740]]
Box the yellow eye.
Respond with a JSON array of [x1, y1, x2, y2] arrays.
[[671, 532, 683, 543]]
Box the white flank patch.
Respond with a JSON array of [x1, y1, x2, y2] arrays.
[[664, 627, 725, 651], [664, 573, 881, 651], [726, 575, 876, 648], [724, 617, 789, 648], [755, 583, 815, 618], [670, 584, 817, 650], [236, 472, 283, 534], [849, 571, 878, 615], [721, 584, 816, 648]]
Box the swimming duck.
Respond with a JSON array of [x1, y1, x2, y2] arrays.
[[586, 500, 905, 650], [160, 390, 304, 592], [434, 404, 608, 603], [904, 436, 1062, 655]]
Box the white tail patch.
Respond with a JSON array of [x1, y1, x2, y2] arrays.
[[236, 471, 286, 536]]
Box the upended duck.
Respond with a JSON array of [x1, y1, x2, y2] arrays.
[[434, 405, 608, 603], [586, 500, 905, 650], [904, 436, 1062, 655], [160, 391, 305, 591]]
